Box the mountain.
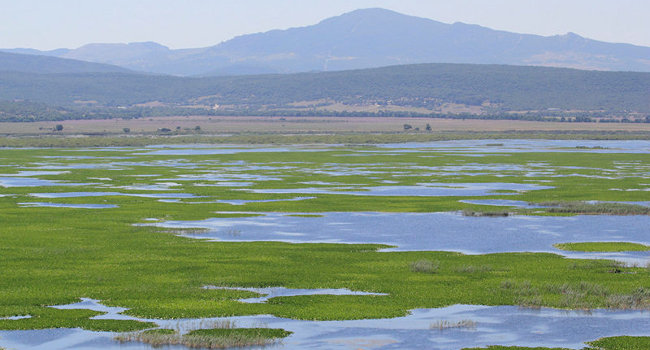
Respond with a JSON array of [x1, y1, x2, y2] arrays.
[[0, 51, 131, 74], [3, 8, 650, 75]]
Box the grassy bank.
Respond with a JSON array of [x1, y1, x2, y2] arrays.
[[554, 242, 650, 252]]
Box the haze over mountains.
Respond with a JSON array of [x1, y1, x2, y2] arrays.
[[0, 51, 130, 74], [3, 8, 650, 76]]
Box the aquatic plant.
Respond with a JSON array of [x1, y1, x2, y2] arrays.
[[605, 287, 650, 310], [115, 327, 291, 349], [461, 209, 511, 217], [115, 329, 178, 347], [225, 228, 242, 237], [410, 260, 440, 273], [164, 228, 211, 235], [540, 202, 650, 215], [430, 319, 477, 330]]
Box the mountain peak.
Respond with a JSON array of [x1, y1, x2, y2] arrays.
[[320, 7, 440, 25], [3, 8, 650, 75], [338, 7, 406, 17], [561, 32, 584, 39]]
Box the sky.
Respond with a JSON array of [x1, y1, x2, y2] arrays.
[[1, 0, 649, 50]]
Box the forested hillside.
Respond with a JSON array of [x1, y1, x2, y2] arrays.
[[1, 63, 648, 122]]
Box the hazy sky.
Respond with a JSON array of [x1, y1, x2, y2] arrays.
[[1, 0, 649, 50]]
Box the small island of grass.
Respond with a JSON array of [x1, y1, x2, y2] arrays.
[[540, 201, 650, 216], [554, 242, 650, 252]]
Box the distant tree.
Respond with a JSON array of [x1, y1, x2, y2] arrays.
[[194, 125, 201, 131], [55, 124, 63, 131], [158, 128, 172, 133], [122, 127, 130, 133], [403, 124, 412, 130], [425, 123, 432, 131]]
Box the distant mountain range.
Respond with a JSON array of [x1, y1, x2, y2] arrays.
[[3, 8, 650, 76], [0, 51, 130, 74]]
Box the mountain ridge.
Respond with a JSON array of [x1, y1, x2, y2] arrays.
[[0, 51, 132, 74], [3, 8, 650, 75]]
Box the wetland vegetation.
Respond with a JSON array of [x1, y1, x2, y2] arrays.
[[554, 242, 650, 252], [541, 201, 650, 215], [115, 327, 291, 348], [0, 141, 648, 349]]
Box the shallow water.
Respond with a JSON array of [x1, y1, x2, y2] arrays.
[[217, 197, 315, 206], [2, 302, 649, 350], [116, 183, 181, 191], [0, 315, 31, 320], [0, 177, 91, 188], [135, 147, 295, 156], [247, 182, 553, 197], [169, 173, 283, 182], [30, 192, 200, 199], [51, 298, 128, 320], [149, 212, 650, 265], [377, 139, 650, 154], [0, 170, 70, 176]]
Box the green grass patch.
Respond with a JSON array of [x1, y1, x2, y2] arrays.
[[586, 336, 650, 350], [0, 308, 155, 332], [554, 242, 650, 252]]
